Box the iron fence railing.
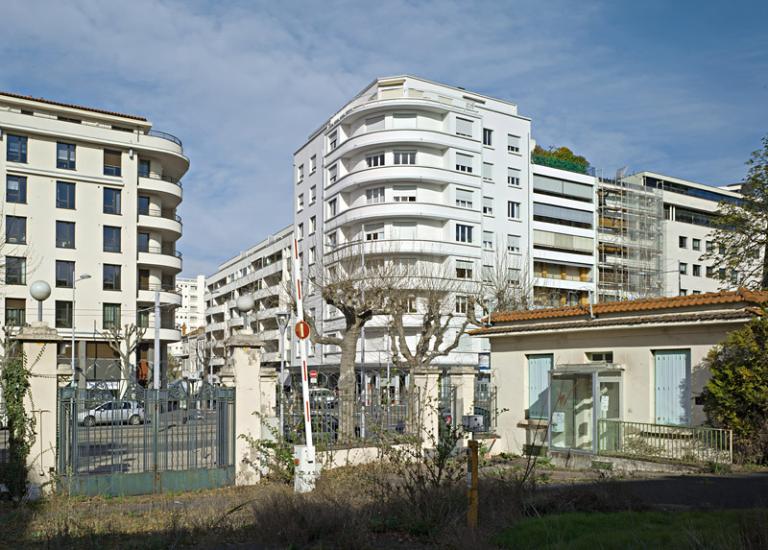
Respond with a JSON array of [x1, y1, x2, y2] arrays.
[[474, 386, 498, 434], [147, 129, 183, 148], [597, 419, 733, 464]]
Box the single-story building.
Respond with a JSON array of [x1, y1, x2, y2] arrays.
[[470, 289, 767, 458]]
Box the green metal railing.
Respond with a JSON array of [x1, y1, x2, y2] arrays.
[[597, 419, 732, 464]]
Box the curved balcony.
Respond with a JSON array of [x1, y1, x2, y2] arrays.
[[136, 131, 189, 178], [328, 238, 482, 261], [330, 164, 480, 194], [340, 94, 477, 129], [326, 201, 481, 232], [137, 286, 182, 306], [138, 175, 182, 205], [138, 211, 182, 236], [139, 327, 181, 342], [138, 248, 183, 272], [326, 128, 481, 166]]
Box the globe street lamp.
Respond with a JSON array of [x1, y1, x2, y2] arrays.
[[71, 274, 91, 386], [29, 280, 52, 323], [235, 294, 255, 334]]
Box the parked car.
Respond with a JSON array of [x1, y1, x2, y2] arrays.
[[78, 400, 145, 427], [309, 387, 338, 408], [182, 409, 206, 424]]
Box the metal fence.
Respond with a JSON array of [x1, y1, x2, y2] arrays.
[[56, 386, 235, 496], [597, 419, 733, 464], [474, 386, 498, 434]]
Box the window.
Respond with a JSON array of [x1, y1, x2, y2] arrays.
[[365, 152, 385, 167], [365, 115, 385, 132], [456, 153, 473, 173], [328, 198, 337, 217], [455, 224, 473, 243], [706, 240, 714, 253], [456, 260, 474, 279], [692, 290, 701, 295], [309, 216, 316, 235], [6, 175, 27, 203], [328, 130, 338, 150], [103, 304, 121, 329], [507, 167, 521, 186], [103, 188, 121, 214], [456, 188, 474, 209], [587, 351, 613, 363], [326, 231, 337, 249], [692, 238, 701, 251], [309, 246, 316, 265], [138, 195, 150, 215], [309, 155, 317, 173], [6, 216, 26, 244], [56, 260, 75, 288], [482, 231, 494, 250], [138, 159, 150, 177], [137, 308, 150, 328], [455, 295, 468, 314], [364, 224, 384, 241], [719, 268, 727, 280], [297, 193, 304, 211], [406, 296, 417, 313], [692, 264, 701, 277], [138, 232, 150, 252], [103, 226, 121, 253], [393, 151, 416, 165], [297, 164, 304, 182], [679, 262, 688, 275], [56, 221, 75, 248], [55, 301, 73, 328], [456, 118, 473, 137], [56, 142, 76, 170], [309, 185, 316, 204], [482, 196, 493, 215], [7, 135, 27, 163], [679, 236, 687, 249], [482, 265, 494, 283], [482, 162, 493, 181], [5, 298, 25, 326], [103, 150, 122, 176], [533, 203, 593, 229], [507, 134, 521, 153], [482, 128, 493, 146], [5, 256, 26, 285], [328, 164, 338, 184], [56, 181, 76, 209], [533, 175, 592, 202], [392, 113, 417, 129], [103, 264, 121, 290], [507, 234, 521, 253], [507, 201, 521, 220], [706, 266, 714, 278], [366, 187, 385, 204], [528, 354, 552, 419], [297, 223, 304, 239], [393, 185, 416, 202]]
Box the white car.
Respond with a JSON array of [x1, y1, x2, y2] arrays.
[[78, 400, 145, 427]]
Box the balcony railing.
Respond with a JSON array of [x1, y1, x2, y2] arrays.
[[138, 283, 180, 294], [141, 246, 183, 259], [139, 208, 182, 223], [147, 129, 183, 148], [139, 172, 183, 187]]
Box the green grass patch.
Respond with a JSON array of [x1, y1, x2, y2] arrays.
[[496, 509, 768, 550]]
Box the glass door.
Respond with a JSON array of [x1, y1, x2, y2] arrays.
[[549, 372, 594, 451]]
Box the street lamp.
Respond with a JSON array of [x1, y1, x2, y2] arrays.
[[275, 310, 291, 434], [235, 294, 255, 334], [29, 280, 52, 323], [71, 274, 91, 386]]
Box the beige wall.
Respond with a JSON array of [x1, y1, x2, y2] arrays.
[[488, 321, 743, 455]]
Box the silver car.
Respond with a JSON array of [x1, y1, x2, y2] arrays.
[[78, 400, 145, 427]]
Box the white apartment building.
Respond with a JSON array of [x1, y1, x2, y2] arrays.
[[292, 75, 599, 391], [0, 91, 188, 386], [204, 226, 293, 377], [168, 274, 206, 361]]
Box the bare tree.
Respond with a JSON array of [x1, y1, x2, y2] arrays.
[[473, 251, 533, 320], [100, 323, 146, 398]]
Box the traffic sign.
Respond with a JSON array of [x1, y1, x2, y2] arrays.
[[295, 320, 310, 339]]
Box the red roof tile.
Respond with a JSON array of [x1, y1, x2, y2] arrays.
[[0, 91, 147, 122]]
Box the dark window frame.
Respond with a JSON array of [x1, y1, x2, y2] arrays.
[[55, 300, 73, 328], [6, 215, 27, 244], [103, 264, 122, 291], [56, 221, 76, 249], [6, 175, 27, 203], [55, 260, 75, 288], [103, 226, 122, 253], [56, 181, 76, 209], [7, 134, 28, 163], [5, 256, 26, 285], [103, 187, 122, 215], [56, 142, 76, 170]]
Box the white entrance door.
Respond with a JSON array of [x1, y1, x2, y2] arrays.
[[654, 349, 690, 425]]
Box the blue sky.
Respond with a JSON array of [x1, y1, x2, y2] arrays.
[[1, 0, 766, 276]]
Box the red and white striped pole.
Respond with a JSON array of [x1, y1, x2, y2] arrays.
[[292, 236, 315, 451]]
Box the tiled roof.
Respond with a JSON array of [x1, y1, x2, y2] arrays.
[[0, 91, 147, 122], [490, 288, 768, 324]]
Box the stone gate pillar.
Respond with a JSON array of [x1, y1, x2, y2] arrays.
[[412, 368, 440, 449]]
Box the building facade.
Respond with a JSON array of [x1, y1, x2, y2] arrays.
[[168, 274, 206, 362], [0, 91, 188, 386]]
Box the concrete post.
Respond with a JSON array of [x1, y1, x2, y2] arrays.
[[15, 322, 61, 497], [449, 366, 477, 418], [411, 368, 440, 449]]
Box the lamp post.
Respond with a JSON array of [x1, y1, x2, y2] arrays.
[[71, 274, 91, 386], [235, 294, 255, 334], [29, 281, 52, 323], [276, 310, 290, 435]]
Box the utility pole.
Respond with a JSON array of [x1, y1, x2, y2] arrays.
[[360, 240, 366, 437]]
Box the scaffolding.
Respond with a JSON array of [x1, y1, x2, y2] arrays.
[[597, 174, 664, 302]]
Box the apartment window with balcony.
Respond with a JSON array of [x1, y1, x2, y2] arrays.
[[482, 196, 493, 216], [483, 128, 493, 146], [56, 181, 75, 209], [456, 260, 474, 279], [6, 216, 26, 244], [393, 185, 416, 202], [364, 224, 384, 241], [328, 163, 338, 184], [5, 298, 25, 327], [138, 232, 150, 252], [297, 193, 304, 212], [482, 162, 493, 181], [103, 150, 122, 176], [692, 238, 701, 251], [103, 264, 121, 291], [394, 151, 416, 165], [309, 155, 317, 173], [456, 117, 473, 138], [309, 246, 316, 265], [679, 262, 688, 275], [56, 142, 76, 170], [103, 188, 121, 214], [56, 260, 75, 288], [507, 134, 521, 153], [456, 188, 474, 209], [366, 186, 385, 204], [5, 256, 26, 285], [7, 134, 27, 163], [365, 115, 385, 132], [483, 231, 494, 250], [326, 231, 337, 249], [508, 167, 521, 186], [328, 130, 338, 151], [366, 152, 385, 167], [392, 113, 417, 129], [455, 295, 468, 314], [309, 185, 316, 204], [456, 153, 473, 173], [138, 195, 150, 215], [56, 221, 75, 249], [328, 198, 337, 217], [309, 216, 316, 235], [297, 223, 304, 239], [103, 226, 121, 253], [6, 175, 27, 203], [455, 224, 473, 243], [138, 159, 150, 178], [507, 234, 521, 253], [55, 300, 73, 328], [103, 303, 121, 329], [507, 201, 521, 220], [679, 236, 687, 249], [693, 264, 702, 277]]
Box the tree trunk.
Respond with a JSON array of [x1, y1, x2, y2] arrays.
[[762, 241, 768, 289], [338, 326, 361, 440]]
